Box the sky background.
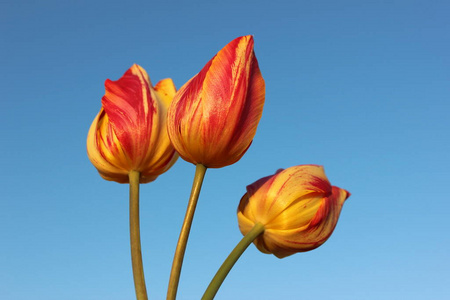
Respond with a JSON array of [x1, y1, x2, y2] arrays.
[[1, 0, 449, 299]]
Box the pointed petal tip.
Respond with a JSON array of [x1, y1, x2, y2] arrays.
[[242, 35, 254, 46], [128, 64, 148, 77], [344, 189, 351, 200], [238, 35, 254, 41], [129, 63, 143, 71], [155, 78, 176, 89]]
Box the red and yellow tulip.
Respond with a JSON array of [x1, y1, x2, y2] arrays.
[[237, 165, 350, 258], [167, 35, 265, 168], [87, 64, 178, 183]]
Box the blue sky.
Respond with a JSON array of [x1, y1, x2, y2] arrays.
[[1, 0, 449, 299]]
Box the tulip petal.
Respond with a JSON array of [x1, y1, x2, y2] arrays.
[[154, 78, 177, 109], [263, 186, 350, 258], [266, 194, 324, 230], [226, 53, 265, 162], [167, 70, 207, 165], [247, 165, 331, 225], [200, 36, 265, 166], [87, 109, 130, 183], [138, 78, 178, 182], [101, 64, 157, 170], [237, 193, 257, 236]]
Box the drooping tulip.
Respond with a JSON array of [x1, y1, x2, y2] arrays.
[[87, 64, 178, 183], [167, 35, 265, 168], [237, 165, 350, 258]]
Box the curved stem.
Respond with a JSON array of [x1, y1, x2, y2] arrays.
[[129, 170, 148, 300], [167, 164, 207, 300], [201, 223, 265, 300]]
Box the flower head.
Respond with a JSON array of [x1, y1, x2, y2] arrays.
[[237, 165, 350, 258], [87, 64, 178, 183], [167, 35, 265, 168]]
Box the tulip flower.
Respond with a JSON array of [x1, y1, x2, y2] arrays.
[[167, 36, 265, 300], [202, 165, 350, 299], [87, 64, 178, 183], [237, 165, 350, 258], [87, 64, 178, 300], [167, 35, 265, 168]]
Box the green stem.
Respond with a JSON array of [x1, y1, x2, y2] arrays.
[[201, 223, 265, 300], [167, 164, 208, 300], [129, 170, 148, 300]]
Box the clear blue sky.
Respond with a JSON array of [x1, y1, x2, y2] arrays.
[[1, 0, 449, 299]]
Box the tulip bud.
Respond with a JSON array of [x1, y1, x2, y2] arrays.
[[167, 35, 265, 168], [87, 64, 178, 183], [237, 165, 350, 258]]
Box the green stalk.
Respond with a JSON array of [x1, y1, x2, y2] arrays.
[[167, 164, 208, 300], [129, 170, 148, 300], [201, 223, 265, 300]]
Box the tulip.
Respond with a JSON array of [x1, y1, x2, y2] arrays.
[[167, 36, 265, 300], [87, 64, 178, 183], [167, 35, 265, 168], [237, 165, 350, 258]]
